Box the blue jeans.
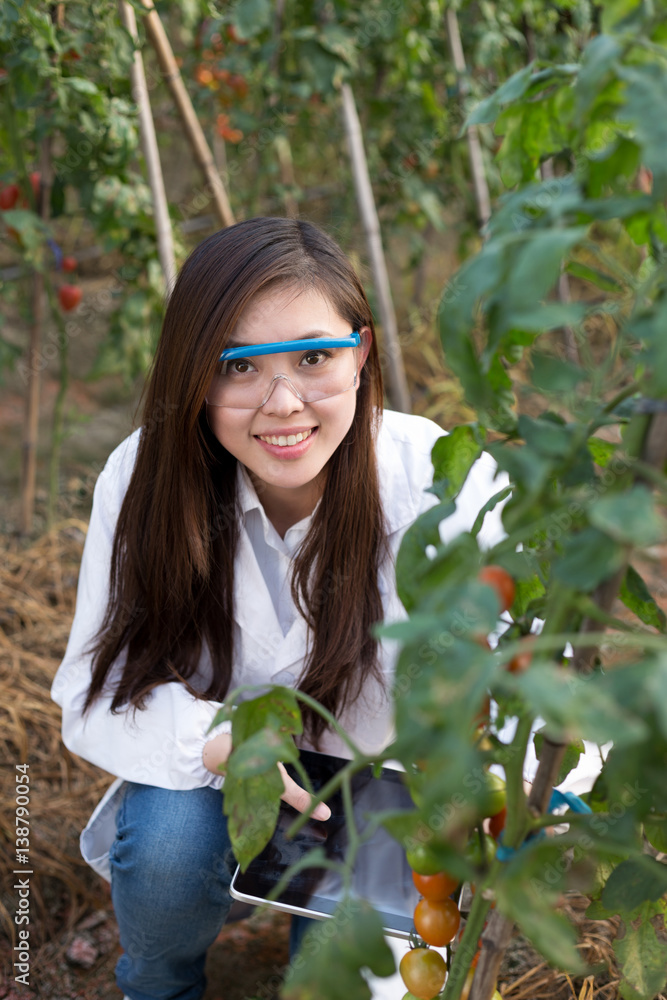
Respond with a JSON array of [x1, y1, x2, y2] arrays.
[[109, 782, 313, 1000]]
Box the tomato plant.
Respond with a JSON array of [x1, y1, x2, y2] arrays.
[[399, 947, 447, 1000]]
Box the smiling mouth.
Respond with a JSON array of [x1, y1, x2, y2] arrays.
[[256, 428, 315, 448]]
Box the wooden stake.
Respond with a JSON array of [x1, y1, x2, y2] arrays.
[[445, 6, 492, 229], [340, 82, 411, 413], [20, 136, 51, 535], [139, 0, 235, 229], [120, 0, 176, 295]]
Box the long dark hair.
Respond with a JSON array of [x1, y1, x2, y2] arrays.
[[83, 217, 387, 744]]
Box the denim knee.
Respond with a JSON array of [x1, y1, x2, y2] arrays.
[[110, 782, 236, 909], [110, 783, 236, 1000]]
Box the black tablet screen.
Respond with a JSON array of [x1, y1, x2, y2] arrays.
[[230, 748, 420, 936]]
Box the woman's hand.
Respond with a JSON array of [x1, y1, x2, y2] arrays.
[[202, 732, 331, 820]]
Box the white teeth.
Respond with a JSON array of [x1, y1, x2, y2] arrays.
[[258, 429, 313, 447]]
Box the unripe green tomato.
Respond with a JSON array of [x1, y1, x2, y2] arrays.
[[406, 842, 443, 876], [481, 771, 506, 818], [464, 833, 497, 870]]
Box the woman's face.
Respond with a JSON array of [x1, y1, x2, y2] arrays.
[[206, 285, 370, 523]]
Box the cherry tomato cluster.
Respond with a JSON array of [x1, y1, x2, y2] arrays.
[[399, 851, 461, 999]]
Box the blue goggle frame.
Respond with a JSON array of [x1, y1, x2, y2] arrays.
[[220, 332, 360, 362]]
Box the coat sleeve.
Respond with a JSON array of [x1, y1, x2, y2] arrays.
[[50, 438, 230, 791]]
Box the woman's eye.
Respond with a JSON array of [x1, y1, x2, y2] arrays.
[[229, 359, 256, 374], [301, 350, 329, 367]]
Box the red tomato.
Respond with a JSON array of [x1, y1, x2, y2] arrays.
[[0, 183, 19, 210], [30, 171, 41, 200], [508, 635, 535, 674], [414, 897, 461, 947], [399, 948, 447, 1000], [489, 804, 507, 840], [58, 285, 82, 311], [62, 255, 77, 273], [478, 565, 516, 613], [195, 65, 214, 86], [473, 693, 491, 729], [412, 870, 459, 901]]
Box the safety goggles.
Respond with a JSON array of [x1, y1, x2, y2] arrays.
[[206, 332, 361, 409]]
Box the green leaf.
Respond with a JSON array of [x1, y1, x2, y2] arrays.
[[429, 426, 483, 501], [600, 0, 643, 31], [518, 414, 575, 459], [615, 899, 667, 1000], [513, 665, 647, 747], [553, 526, 626, 591], [587, 437, 617, 468], [223, 765, 283, 871], [602, 857, 667, 914], [565, 259, 623, 293], [534, 730, 585, 785], [282, 899, 395, 1000], [589, 486, 666, 547], [62, 77, 100, 95], [227, 726, 298, 778], [466, 65, 533, 126], [531, 352, 586, 393], [394, 500, 457, 611], [232, 0, 272, 39], [575, 34, 623, 117], [507, 228, 588, 308], [231, 688, 303, 746], [617, 63, 667, 198], [220, 689, 303, 869], [471, 485, 513, 539], [620, 566, 667, 633], [644, 817, 667, 853]]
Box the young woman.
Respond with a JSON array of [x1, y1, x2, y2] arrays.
[[51, 217, 508, 1000]]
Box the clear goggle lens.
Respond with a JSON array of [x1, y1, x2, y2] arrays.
[[206, 334, 361, 409]]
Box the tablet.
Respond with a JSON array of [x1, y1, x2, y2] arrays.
[[229, 748, 420, 938]]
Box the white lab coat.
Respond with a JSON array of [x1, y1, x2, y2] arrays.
[[50, 408, 600, 882]]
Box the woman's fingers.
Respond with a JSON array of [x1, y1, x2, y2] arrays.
[[277, 761, 331, 820]]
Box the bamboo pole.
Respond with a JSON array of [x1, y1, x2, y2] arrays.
[[120, 0, 176, 295], [445, 6, 491, 229], [340, 82, 411, 414], [138, 0, 235, 229]]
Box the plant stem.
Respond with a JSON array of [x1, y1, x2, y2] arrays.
[[45, 280, 68, 526], [440, 880, 492, 1000], [600, 379, 642, 415], [292, 689, 365, 758]]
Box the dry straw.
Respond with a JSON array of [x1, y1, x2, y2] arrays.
[[0, 521, 111, 961]]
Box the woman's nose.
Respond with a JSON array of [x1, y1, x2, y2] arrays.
[[260, 375, 305, 415]]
